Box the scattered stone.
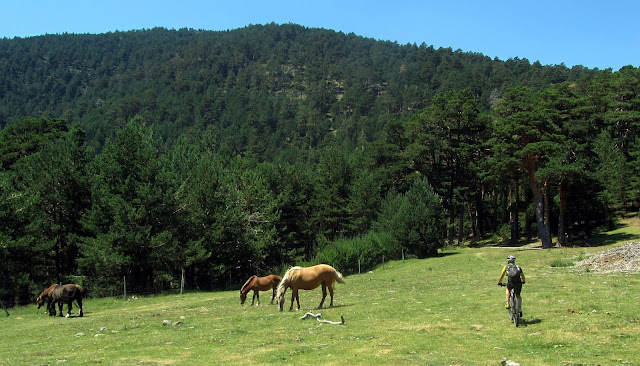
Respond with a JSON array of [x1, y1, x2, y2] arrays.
[[94, 334, 105, 337], [162, 320, 171, 326], [575, 242, 640, 273], [501, 360, 520, 366], [172, 321, 183, 326], [74, 332, 85, 337], [99, 327, 107, 331]]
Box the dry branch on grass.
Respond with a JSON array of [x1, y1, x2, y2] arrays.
[[300, 312, 345, 325]]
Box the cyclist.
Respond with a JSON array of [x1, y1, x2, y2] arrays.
[[497, 255, 525, 312]]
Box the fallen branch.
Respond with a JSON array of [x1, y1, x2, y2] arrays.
[[300, 312, 344, 325]]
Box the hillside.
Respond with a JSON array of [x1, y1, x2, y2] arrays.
[[0, 23, 597, 157], [3, 23, 639, 310]]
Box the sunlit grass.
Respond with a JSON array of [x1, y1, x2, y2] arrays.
[[1, 221, 640, 365]]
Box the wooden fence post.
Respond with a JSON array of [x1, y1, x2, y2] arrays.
[[180, 269, 185, 295]]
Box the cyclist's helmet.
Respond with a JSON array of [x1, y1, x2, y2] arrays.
[[507, 255, 516, 264]]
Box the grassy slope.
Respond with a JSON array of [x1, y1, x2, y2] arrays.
[[2, 219, 640, 365]]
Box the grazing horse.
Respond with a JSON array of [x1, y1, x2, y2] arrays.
[[36, 284, 59, 316], [49, 284, 86, 317], [276, 264, 345, 312], [240, 274, 282, 306]]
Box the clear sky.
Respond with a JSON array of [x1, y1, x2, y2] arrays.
[[1, 0, 637, 70]]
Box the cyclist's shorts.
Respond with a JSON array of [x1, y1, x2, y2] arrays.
[[507, 281, 522, 296]]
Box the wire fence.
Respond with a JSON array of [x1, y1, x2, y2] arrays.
[[2, 249, 412, 310]]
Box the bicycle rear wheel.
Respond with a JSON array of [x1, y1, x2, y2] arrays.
[[510, 290, 519, 327]]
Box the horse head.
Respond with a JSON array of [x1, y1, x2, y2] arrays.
[[36, 296, 45, 309], [240, 291, 247, 305], [276, 270, 294, 312]]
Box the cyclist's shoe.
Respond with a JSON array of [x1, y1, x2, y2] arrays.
[[505, 303, 510, 309]]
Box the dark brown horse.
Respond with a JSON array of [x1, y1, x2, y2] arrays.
[[276, 264, 345, 312], [240, 274, 282, 306], [36, 284, 59, 316], [48, 284, 86, 317]]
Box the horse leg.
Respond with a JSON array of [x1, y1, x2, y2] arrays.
[[67, 301, 73, 317], [251, 291, 256, 306], [328, 284, 335, 308], [270, 287, 276, 305], [289, 289, 298, 311], [48, 301, 56, 316], [58, 302, 63, 317], [78, 298, 83, 317], [255, 290, 260, 306], [318, 284, 327, 309]]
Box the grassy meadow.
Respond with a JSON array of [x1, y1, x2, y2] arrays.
[[2, 219, 640, 365]]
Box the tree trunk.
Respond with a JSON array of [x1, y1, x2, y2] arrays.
[[509, 179, 519, 244], [475, 187, 485, 238], [557, 179, 567, 247], [544, 180, 551, 230], [448, 204, 456, 245], [527, 155, 552, 248], [492, 188, 498, 234], [457, 205, 464, 246], [467, 202, 476, 238]]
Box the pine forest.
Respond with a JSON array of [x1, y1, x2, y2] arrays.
[[1, 24, 639, 306]]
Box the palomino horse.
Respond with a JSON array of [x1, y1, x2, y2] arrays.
[[45, 284, 86, 317], [276, 264, 345, 312], [240, 274, 282, 306], [36, 284, 59, 316]]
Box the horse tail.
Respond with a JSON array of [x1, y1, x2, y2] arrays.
[[240, 275, 256, 294], [333, 268, 345, 284], [76, 285, 86, 299], [273, 275, 282, 288], [276, 267, 298, 300]]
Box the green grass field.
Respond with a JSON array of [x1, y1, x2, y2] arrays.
[[2, 220, 640, 365]]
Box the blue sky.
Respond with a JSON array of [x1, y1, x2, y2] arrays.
[[1, 0, 637, 70]]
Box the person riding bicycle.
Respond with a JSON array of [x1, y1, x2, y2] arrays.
[[497, 255, 525, 311]]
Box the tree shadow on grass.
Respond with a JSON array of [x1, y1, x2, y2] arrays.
[[586, 231, 639, 248]]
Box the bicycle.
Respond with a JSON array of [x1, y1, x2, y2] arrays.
[[498, 283, 523, 327]]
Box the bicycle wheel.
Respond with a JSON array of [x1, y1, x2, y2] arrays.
[[509, 289, 520, 327], [512, 291, 520, 327]]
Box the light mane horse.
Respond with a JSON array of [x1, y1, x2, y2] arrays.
[[240, 274, 282, 306], [276, 264, 345, 312]]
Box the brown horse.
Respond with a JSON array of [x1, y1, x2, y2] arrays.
[[36, 284, 59, 316], [240, 274, 282, 306], [49, 284, 86, 317], [276, 264, 345, 312]]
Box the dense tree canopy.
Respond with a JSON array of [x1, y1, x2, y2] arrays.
[[1, 25, 638, 306]]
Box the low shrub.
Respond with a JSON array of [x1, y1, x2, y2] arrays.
[[314, 231, 396, 275]]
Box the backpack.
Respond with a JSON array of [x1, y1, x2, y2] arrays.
[[506, 264, 521, 282]]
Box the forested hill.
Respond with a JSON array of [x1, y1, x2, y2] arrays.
[[0, 23, 597, 158]]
